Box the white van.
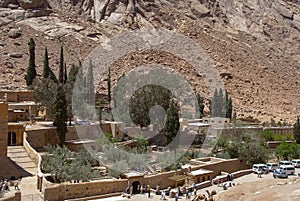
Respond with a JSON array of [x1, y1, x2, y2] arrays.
[[266, 163, 278, 171], [279, 160, 292, 166], [252, 164, 267, 174], [291, 159, 300, 168], [279, 165, 295, 175]]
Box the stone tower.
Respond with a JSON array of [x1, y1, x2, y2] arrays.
[[0, 97, 8, 156]]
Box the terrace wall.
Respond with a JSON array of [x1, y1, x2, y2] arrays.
[[0, 91, 33, 102], [44, 179, 128, 201]]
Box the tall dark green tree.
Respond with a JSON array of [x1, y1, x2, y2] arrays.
[[164, 100, 180, 146], [211, 88, 232, 119], [293, 117, 300, 143], [64, 63, 68, 84], [227, 97, 233, 119], [43, 47, 50, 79], [72, 61, 88, 120], [68, 64, 79, 85], [66, 64, 79, 125], [58, 46, 64, 84], [25, 38, 37, 86], [33, 77, 58, 119], [42, 47, 58, 83], [53, 85, 68, 147], [86, 60, 95, 105], [196, 94, 205, 118], [108, 66, 111, 105]]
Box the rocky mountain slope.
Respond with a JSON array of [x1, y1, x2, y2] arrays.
[[0, 0, 300, 123]]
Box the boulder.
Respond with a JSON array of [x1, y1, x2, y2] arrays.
[[8, 53, 22, 58], [0, 0, 18, 7], [5, 61, 14, 68], [7, 3, 18, 9], [8, 28, 21, 38], [17, 0, 48, 9]]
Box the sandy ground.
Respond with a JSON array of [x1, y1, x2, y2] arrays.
[[89, 168, 300, 201]]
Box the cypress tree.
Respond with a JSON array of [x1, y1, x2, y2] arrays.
[[219, 88, 224, 117], [49, 69, 58, 83], [66, 64, 79, 125], [59, 46, 64, 84], [72, 61, 86, 120], [164, 100, 180, 147], [197, 94, 205, 118], [212, 89, 218, 117], [224, 90, 229, 117], [25, 38, 37, 86], [64, 63, 68, 84], [43, 47, 50, 79], [42, 47, 58, 83], [108, 66, 111, 105], [53, 85, 68, 147], [68, 64, 79, 85], [227, 97, 233, 120], [86, 60, 95, 105]]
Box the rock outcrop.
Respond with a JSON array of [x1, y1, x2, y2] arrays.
[[17, 0, 48, 9], [0, 0, 300, 122]]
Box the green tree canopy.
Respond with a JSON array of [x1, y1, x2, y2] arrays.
[[275, 141, 300, 160], [129, 84, 172, 128], [213, 132, 270, 166]]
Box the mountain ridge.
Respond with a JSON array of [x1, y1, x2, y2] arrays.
[[0, 0, 300, 123]]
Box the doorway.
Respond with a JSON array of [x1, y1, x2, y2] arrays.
[[132, 181, 141, 194], [7, 132, 16, 146]]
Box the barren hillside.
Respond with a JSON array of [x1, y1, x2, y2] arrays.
[[0, 0, 300, 123]]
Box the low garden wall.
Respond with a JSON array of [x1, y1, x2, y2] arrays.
[[44, 179, 128, 201], [0, 192, 21, 201]]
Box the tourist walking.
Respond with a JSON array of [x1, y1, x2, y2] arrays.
[[186, 186, 189, 199], [130, 185, 133, 195], [147, 185, 151, 198], [14, 180, 19, 190], [175, 192, 179, 201], [161, 191, 166, 200]]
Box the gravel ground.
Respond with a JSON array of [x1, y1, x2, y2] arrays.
[[89, 168, 300, 201]]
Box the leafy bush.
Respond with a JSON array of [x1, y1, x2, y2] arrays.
[[212, 132, 270, 166], [261, 130, 273, 141], [285, 133, 294, 141], [99, 99, 105, 105], [273, 134, 284, 141], [275, 142, 300, 160], [41, 145, 98, 183]]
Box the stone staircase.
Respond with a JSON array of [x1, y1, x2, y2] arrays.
[[7, 146, 43, 200], [7, 146, 37, 177]]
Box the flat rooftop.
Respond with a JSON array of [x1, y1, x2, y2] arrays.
[[189, 169, 213, 176]]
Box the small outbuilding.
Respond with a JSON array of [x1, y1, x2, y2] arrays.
[[187, 169, 213, 184]]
